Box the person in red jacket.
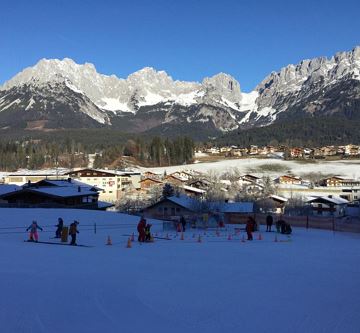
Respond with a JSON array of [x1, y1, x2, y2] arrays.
[[137, 217, 146, 242], [246, 217, 254, 241]]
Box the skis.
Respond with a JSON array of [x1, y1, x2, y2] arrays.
[[24, 240, 92, 248]]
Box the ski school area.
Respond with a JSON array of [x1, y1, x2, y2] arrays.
[[0, 208, 359, 333]]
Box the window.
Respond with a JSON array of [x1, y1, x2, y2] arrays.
[[176, 208, 180, 212], [171, 208, 175, 215], [158, 207, 162, 213]]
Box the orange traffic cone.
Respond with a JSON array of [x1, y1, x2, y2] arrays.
[[106, 235, 112, 245], [257, 233, 263, 241], [180, 232, 184, 240], [130, 233, 135, 242], [197, 235, 202, 243], [126, 238, 132, 248], [228, 234, 232, 241]]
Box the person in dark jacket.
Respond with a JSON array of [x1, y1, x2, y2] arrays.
[[55, 218, 64, 238], [137, 217, 146, 242], [266, 214, 273, 232], [26, 221, 43, 242], [69, 221, 79, 245], [280, 221, 292, 235], [245, 217, 253, 240], [180, 216, 186, 232]]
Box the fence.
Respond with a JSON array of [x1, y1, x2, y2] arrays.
[[253, 213, 360, 233]]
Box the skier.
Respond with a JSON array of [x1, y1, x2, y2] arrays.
[[26, 221, 43, 242], [180, 215, 186, 232], [69, 221, 79, 245], [144, 223, 153, 242], [55, 217, 64, 238], [137, 217, 146, 242], [245, 217, 253, 241], [280, 220, 292, 235], [266, 214, 273, 232]]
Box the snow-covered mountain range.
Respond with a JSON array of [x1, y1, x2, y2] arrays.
[[0, 46, 359, 134]]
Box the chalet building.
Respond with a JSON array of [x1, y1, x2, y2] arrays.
[[220, 146, 232, 153], [275, 175, 302, 185], [182, 185, 206, 198], [139, 177, 163, 189], [256, 195, 288, 214], [5, 169, 70, 186], [208, 202, 254, 224], [169, 171, 194, 180], [143, 195, 199, 220], [321, 146, 337, 156], [0, 184, 21, 203], [187, 179, 212, 191], [143, 171, 161, 179], [163, 175, 187, 186], [290, 148, 303, 158], [340, 188, 360, 202], [249, 145, 258, 155], [239, 174, 261, 185], [230, 148, 243, 157], [65, 168, 141, 202], [143, 195, 254, 226], [0, 179, 102, 209], [345, 144, 360, 156], [319, 176, 360, 188], [320, 176, 344, 187], [206, 147, 220, 154], [307, 196, 348, 217]]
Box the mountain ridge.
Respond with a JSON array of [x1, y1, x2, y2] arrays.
[[0, 46, 359, 135]]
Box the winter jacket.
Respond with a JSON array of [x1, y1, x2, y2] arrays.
[[69, 223, 79, 235], [137, 219, 146, 233], [26, 222, 43, 232], [266, 215, 273, 225], [246, 221, 253, 233]]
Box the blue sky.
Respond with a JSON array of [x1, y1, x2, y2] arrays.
[[1, 0, 359, 91]]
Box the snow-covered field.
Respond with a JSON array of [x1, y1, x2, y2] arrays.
[[147, 158, 360, 179], [1, 208, 360, 333]]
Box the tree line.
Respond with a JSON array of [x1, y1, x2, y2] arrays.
[[0, 135, 195, 171]]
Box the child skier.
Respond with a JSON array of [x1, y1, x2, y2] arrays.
[[69, 221, 79, 245], [26, 221, 43, 242], [55, 217, 64, 238], [145, 223, 152, 242]]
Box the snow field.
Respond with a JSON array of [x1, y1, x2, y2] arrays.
[[0, 208, 359, 333]]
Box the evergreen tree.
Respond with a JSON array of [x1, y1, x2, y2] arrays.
[[162, 183, 174, 198]]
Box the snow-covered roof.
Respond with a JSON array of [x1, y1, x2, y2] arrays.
[[29, 187, 98, 198], [166, 195, 199, 211], [182, 185, 206, 194], [38, 179, 101, 191], [307, 196, 349, 205], [7, 168, 70, 176], [0, 184, 21, 196], [269, 194, 288, 202]]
